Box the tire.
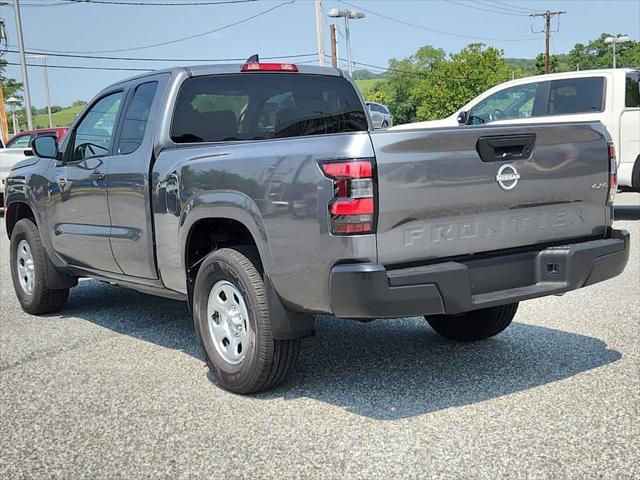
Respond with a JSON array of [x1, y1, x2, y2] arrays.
[[425, 303, 518, 342], [10, 218, 69, 314], [193, 247, 301, 394], [382, 120, 389, 128]]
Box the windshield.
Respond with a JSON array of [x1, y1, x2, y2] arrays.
[[171, 73, 368, 143]]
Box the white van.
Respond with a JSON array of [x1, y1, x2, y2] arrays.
[[393, 69, 640, 191]]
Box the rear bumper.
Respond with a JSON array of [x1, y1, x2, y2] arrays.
[[329, 229, 630, 318]]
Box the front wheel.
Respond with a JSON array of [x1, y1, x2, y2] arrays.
[[10, 219, 69, 314], [425, 303, 518, 342], [193, 247, 301, 394]]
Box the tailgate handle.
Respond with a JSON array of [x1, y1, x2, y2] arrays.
[[476, 134, 536, 162]]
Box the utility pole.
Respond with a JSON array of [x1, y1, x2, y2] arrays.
[[530, 10, 565, 74], [0, 20, 9, 144], [13, 0, 34, 130], [0, 84, 9, 144], [330, 24, 338, 68], [315, 0, 325, 66]]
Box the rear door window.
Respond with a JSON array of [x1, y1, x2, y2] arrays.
[[625, 72, 640, 108], [171, 73, 367, 143], [117, 81, 158, 155], [548, 77, 605, 115]]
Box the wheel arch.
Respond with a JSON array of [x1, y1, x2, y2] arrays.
[[5, 201, 37, 239], [178, 192, 313, 340], [179, 192, 271, 297]]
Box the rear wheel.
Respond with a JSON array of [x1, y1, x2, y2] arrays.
[[10, 219, 69, 314], [193, 247, 301, 394], [425, 303, 518, 342], [382, 120, 389, 128]]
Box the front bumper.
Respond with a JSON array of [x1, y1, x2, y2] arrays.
[[330, 229, 630, 318]]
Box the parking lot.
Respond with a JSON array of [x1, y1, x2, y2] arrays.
[[0, 192, 638, 479]]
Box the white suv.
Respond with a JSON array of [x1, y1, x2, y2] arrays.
[[367, 102, 393, 129]]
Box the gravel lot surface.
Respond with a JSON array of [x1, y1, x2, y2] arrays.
[[1, 193, 638, 479]]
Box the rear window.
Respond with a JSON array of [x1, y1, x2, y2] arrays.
[[171, 73, 367, 143], [626, 72, 640, 108], [548, 77, 605, 115]]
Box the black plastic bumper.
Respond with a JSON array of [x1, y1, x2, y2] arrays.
[[330, 229, 630, 318]]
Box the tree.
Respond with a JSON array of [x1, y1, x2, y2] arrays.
[[1, 59, 24, 133], [369, 45, 446, 124], [413, 44, 512, 121], [564, 33, 640, 70], [534, 52, 566, 74]]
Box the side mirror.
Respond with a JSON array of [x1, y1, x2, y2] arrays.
[[31, 135, 59, 159], [457, 111, 469, 125]]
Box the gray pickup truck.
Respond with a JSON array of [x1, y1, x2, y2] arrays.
[[5, 60, 630, 393]]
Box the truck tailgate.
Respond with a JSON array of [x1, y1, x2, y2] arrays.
[[370, 123, 610, 265]]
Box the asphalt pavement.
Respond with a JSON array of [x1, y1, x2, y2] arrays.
[[1, 193, 638, 479]]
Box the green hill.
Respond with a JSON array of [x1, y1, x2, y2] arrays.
[[34, 104, 85, 129], [356, 79, 386, 99]]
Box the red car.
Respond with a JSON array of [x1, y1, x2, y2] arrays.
[[5, 127, 69, 149]]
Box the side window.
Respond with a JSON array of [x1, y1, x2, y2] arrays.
[[72, 92, 123, 161], [626, 72, 640, 108], [469, 83, 539, 124], [7, 135, 31, 148], [548, 77, 605, 115], [117, 82, 158, 155]]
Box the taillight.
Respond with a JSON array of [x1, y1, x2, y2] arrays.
[[320, 159, 376, 235], [241, 62, 298, 72], [607, 142, 617, 205]]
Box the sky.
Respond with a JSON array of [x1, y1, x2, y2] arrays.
[[1, 0, 639, 108]]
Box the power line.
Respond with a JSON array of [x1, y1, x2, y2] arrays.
[[3, 2, 72, 6], [2, 60, 152, 71], [337, 0, 538, 42], [447, 0, 529, 17], [21, 0, 295, 54], [324, 54, 513, 84], [5, 48, 318, 62], [60, 0, 258, 6], [1, 56, 323, 72], [482, 0, 537, 15]]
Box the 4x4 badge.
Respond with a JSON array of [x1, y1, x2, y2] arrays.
[[496, 164, 520, 191]]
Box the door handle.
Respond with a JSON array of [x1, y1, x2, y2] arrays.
[[476, 134, 536, 162], [89, 171, 105, 181]]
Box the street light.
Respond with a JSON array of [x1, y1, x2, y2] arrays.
[[6, 96, 20, 135], [327, 8, 365, 76], [26, 54, 53, 128], [604, 35, 631, 68]]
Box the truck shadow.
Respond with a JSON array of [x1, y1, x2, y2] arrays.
[[61, 281, 621, 421]]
